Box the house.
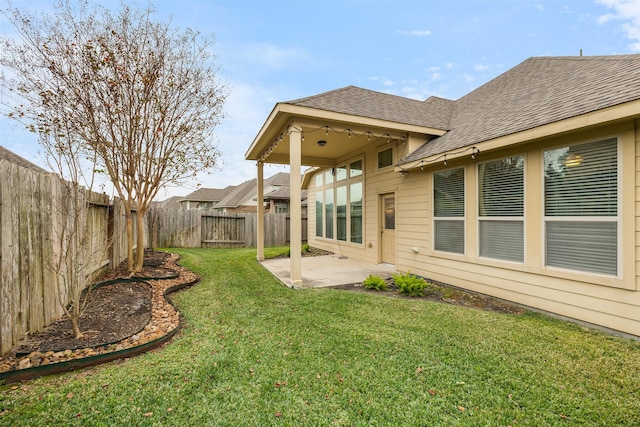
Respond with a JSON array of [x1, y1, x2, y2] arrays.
[[179, 187, 236, 210], [179, 172, 307, 214], [245, 54, 640, 338]]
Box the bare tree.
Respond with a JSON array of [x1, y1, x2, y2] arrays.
[[44, 133, 110, 339], [1, 0, 226, 271]]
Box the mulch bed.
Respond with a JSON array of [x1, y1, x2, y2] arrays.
[[0, 250, 198, 376], [330, 279, 526, 314]]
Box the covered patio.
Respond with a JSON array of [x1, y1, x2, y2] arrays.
[[260, 254, 396, 289], [245, 87, 443, 286]]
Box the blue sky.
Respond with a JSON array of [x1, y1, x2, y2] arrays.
[[2, 0, 640, 199]]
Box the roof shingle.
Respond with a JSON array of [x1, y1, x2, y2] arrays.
[[400, 55, 640, 164]]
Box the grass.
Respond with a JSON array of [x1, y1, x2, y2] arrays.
[[1, 247, 640, 426]]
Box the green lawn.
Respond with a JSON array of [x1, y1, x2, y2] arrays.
[[1, 247, 639, 426]]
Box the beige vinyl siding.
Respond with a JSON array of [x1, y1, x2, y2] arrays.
[[306, 120, 640, 336], [392, 120, 639, 336]]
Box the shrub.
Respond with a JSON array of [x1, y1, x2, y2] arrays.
[[393, 272, 428, 296], [363, 274, 389, 291], [302, 243, 310, 252]]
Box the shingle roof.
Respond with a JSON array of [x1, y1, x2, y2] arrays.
[[0, 145, 48, 173], [286, 86, 451, 130], [181, 187, 235, 203], [214, 179, 256, 208], [265, 171, 291, 187], [264, 187, 308, 201], [400, 55, 640, 164]]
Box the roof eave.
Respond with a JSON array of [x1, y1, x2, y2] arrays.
[[397, 99, 640, 171], [246, 103, 447, 162]]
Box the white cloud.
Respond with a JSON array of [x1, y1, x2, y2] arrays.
[[535, 3, 545, 11], [240, 43, 309, 69], [474, 63, 490, 71], [597, 0, 640, 51], [598, 12, 617, 23], [431, 72, 441, 81], [397, 30, 432, 36]]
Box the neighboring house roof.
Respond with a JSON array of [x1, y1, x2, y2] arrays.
[[400, 55, 640, 164], [264, 187, 308, 201], [266, 171, 291, 187], [286, 86, 451, 130], [181, 186, 236, 203], [155, 195, 183, 210], [0, 145, 48, 173], [214, 179, 257, 209]]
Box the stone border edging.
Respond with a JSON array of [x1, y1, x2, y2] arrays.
[[0, 256, 199, 384]]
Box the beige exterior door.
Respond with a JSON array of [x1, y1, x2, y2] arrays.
[[380, 193, 396, 264]]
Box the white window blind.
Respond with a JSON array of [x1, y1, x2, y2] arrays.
[[434, 168, 464, 254], [478, 156, 524, 262], [544, 138, 618, 276]]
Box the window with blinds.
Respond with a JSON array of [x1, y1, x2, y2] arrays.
[[434, 167, 465, 254], [544, 138, 618, 276], [478, 156, 524, 262]]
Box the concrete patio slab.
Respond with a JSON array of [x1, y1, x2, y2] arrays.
[[260, 255, 397, 289]]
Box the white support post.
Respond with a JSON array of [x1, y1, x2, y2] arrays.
[[289, 128, 302, 286], [256, 161, 265, 262]]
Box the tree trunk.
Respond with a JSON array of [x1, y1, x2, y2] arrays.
[[126, 210, 134, 272], [134, 208, 146, 272], [71, 317, 84, 339]]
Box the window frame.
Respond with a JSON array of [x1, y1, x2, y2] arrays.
[[377, 146, 394, 171], [314, 157, 364, 245], [433, 167, 465, 255], [542, 137, 621, 278], [477, 155, 526, 264]]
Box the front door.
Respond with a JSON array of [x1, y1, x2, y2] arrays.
[[380, 193, 396, 264]]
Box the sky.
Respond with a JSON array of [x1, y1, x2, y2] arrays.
[[2, 0, 640, 200]]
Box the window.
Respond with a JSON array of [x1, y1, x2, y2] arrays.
[[337, 185, 347, 241], [314, 158, 364, 244], [434, 168, 464, 254], [275, 202, 288, 213], [377, 147, 393, 169], [544, 138, 618, 276], [325, 188, 334, 239], [478, 156, 524, 262], [350, 182, 363, 243], [350, 160, 363, 178], [315, 191, 323, 237]]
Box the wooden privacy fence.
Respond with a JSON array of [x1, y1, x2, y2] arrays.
[[0, 159, 135, 356], [147, 208, 307, 249]]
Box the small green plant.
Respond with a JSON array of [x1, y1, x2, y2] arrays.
[[393, 272, 428, 296], [363, 274, 389, 291], [302, 243, 310, 252]]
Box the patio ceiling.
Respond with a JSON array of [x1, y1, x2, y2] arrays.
[[245, 103, 444, 168]]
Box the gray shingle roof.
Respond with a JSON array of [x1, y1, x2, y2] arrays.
[[181, 187, 235, 203], [264, 187, 308, 201], [400, 55, 640, 164], [286, 86, 451, 130], [0, 145, 48, 173], [214, 179, 256, 208]]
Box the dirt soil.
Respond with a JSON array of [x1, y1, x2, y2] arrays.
[[11, 282, 152, 355], [0, 250, 197, 374], [330, 279, 526, 314]]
